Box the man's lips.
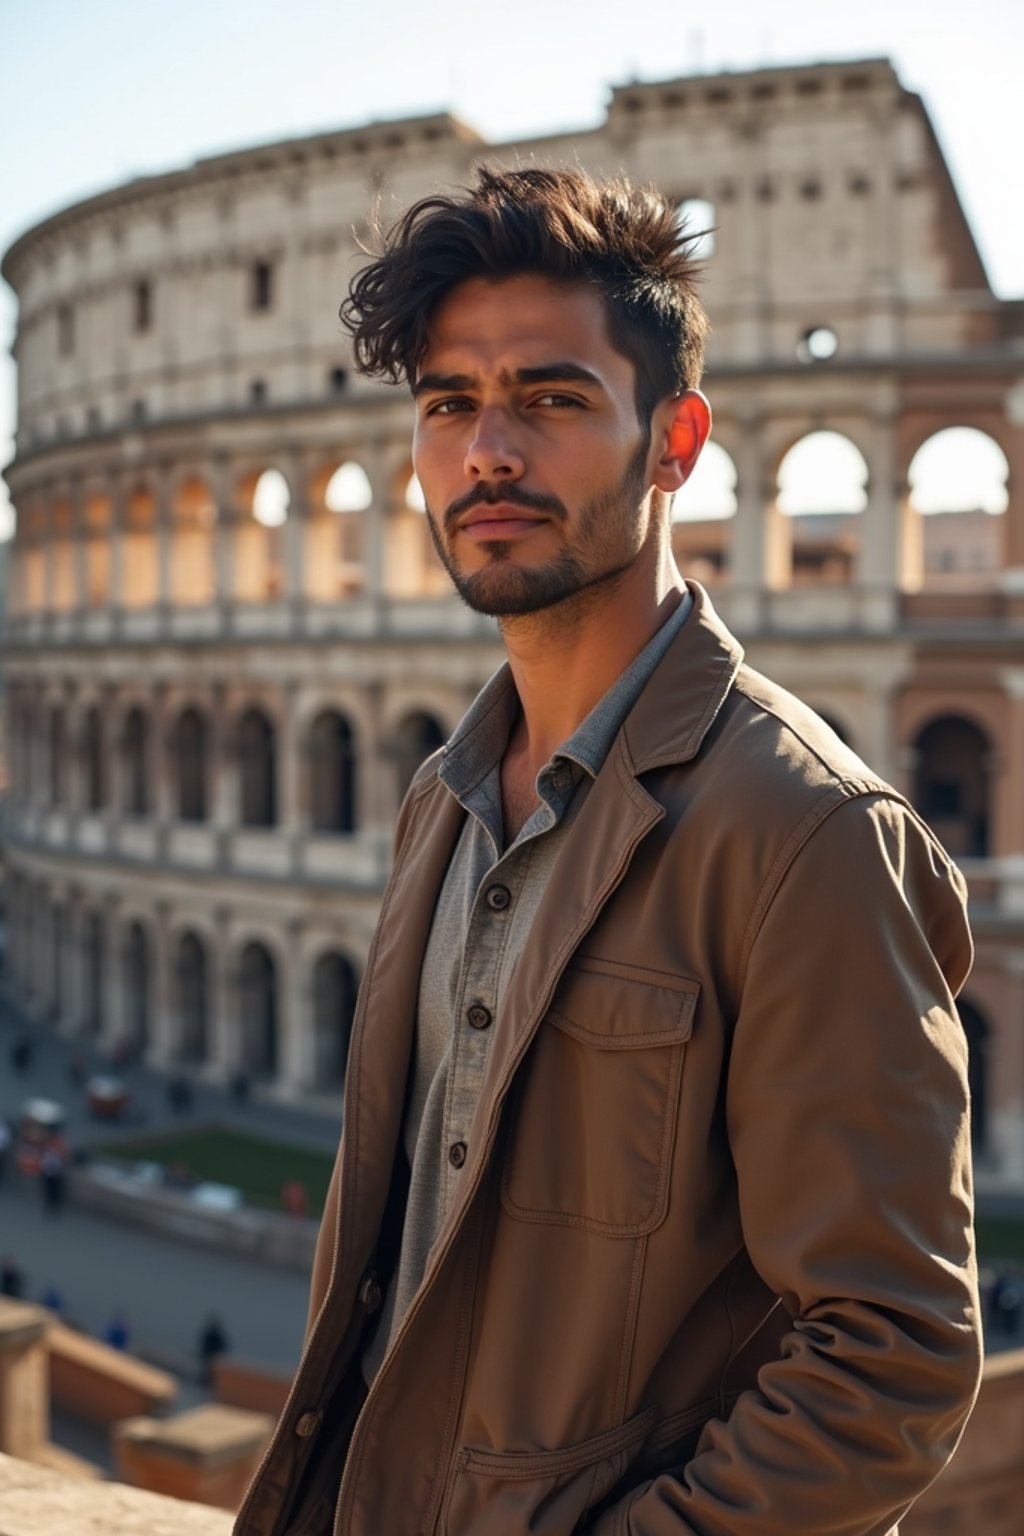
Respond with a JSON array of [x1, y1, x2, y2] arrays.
[[458, 505, 548, 539]]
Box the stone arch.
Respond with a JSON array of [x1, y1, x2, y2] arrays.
[[171, 476, 217, 605], [776, 431, 868, 588], [120, 918, 151, 1051], [912, 714, 991, 858], [123, 484, 158, 608], [307, 709, 357, 833], [120, 704, 150, 815], [84, 490, 112, 607], [237, 706, 277, 827], [81, 907, 105, 1036], [384, 463, 449, 598], [310, 948, 360, 1087], [81, 703, 105, 811], [306, 459, 371, 599], [671, 440, 738, 584], [48, 702, 67, 807], [238, 939, 278, 1079], [958, 995, 990, 1158], [235, 467, 290, 601], [172, 705, 210, 822], [174, 928, 209, 1064], [909, 427, 1009, 583], [51, 495, 76, 612], [393, 710, 445, 801]]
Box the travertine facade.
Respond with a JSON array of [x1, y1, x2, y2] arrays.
[[2, 59, 1023, 1182]]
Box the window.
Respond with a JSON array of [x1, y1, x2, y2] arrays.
[[133, 279, 152, 333], [238, 708, 277, 827], [675, 198, 715, 260], [251, 260, 274, 312], [797, 327, 839, 363]]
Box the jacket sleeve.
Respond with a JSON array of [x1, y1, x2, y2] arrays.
[[593, 793, 982, 1536]]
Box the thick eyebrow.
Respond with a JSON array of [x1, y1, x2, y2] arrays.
[[412, 362, 604, 398]]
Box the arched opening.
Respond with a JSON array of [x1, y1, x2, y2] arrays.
[[82, 910, 104, 1036], [671, 441, 738, 583], [238, 708, 277, 827], [174, 930, 208, 1063], [48, 706, 66, 806], [122, 921, 150, 1050], [123, 487, 158, 608], [913, 716, 991, 858], [311, 951, 359, 1087], [910, 428, 1009, 583], [385, 470, 450, 598], [394, 711, 445, 801], [51, 498, 75, 611], [172, 478, 217, 605], [958, 997, 990, 1157], [239, 941, 277, 1079], [120, 707, 149, 815], [82, 706, 105, 811], [173, 707, 209, 822], [675, 196, 715, 260], [21, 501, 46, 613], [236, 469, 288, 601], [777, 432, 868, 587], [308, 710, 357, 833], [306, 462, 370, 599], [84, 493, 111, 607]]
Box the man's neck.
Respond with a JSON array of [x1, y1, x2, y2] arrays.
[[499, 554, 686, 783]]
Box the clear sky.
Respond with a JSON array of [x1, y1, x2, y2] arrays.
[[1, 0, 1021, 536]]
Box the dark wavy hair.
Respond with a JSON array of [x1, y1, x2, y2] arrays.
[[340, 165, 710, 425]]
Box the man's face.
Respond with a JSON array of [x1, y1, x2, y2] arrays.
[[411, 275, 658, 618]]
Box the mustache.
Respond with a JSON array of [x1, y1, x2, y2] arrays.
[[442, 482, 567, 532]]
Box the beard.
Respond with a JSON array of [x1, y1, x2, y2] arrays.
[[424, 441, 651, 618]]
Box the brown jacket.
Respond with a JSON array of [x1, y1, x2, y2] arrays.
[[235, 585, 981, 1536]]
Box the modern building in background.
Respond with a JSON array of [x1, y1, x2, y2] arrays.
[[2, 58, 1022, 1184]]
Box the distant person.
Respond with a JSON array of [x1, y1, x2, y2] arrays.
[[167, 1072, 194, 1114], [67, 1044, 87, 1086], [39, 1145, 66, 1214], [0, 1118, 10, 1183], [103, 1311, 130, 1351], [230, 1069, 250, 1104], [0, 1256, 25, 1299], [40, 1284, 65, 1317], [9, 1035, 33, 1074], [198, 1314, 231, 1386]]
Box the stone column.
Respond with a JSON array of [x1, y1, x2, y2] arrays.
[[282, 452, 307, 625], [362, 438, 411, 608], [148, 902, 176, 1067], [859, 402, 902, 630], [0, 1300, 51, 1464], [108, 474, 125, 624], [277, 922, 312, 1095], [209, 908, 235, 1077], [41, 498, 55, 621], [728, 412, 768, 632], [279, 685, 301, 876], [69, 477, 88, 618], [209, 457, 236, 629]]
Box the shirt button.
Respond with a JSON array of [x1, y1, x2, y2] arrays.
[[467, 1003, 492, 1030], [485, 884, 511, 912], [295, 1411, 322, 1439], [448, 1140, 468, 1169]]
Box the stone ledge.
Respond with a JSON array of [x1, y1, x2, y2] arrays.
[[0, 1452, 234, 1535]]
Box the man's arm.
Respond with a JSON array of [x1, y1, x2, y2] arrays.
[[593, 794, 981, 1536]]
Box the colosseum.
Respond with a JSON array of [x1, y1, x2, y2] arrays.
[[2, 56, 1023, 1185]]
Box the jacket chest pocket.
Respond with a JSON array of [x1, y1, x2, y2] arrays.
[[501, 958, 699, 1235]]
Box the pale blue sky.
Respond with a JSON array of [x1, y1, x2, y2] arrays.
[[2, 0, 1021, 535]]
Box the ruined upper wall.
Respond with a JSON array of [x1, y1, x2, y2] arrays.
[[1, 59, 1009, 455]]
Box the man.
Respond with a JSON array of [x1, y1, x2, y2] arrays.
[[235, 168, 980, 1536]]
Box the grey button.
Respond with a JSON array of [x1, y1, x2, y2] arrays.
[[485, 884, 511, 911], [448, 1140, 468, 1169], [295, 1411, 322, 1439], [467, 1003, 492, 1030]]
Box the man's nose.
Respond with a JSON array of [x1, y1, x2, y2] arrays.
[[464, 407, 525, 482]]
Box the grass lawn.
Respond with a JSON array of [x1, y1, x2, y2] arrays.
[[91, 1126, 335, 1216]]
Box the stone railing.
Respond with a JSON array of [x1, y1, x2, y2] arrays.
[[0, 1451, 233, 1535]]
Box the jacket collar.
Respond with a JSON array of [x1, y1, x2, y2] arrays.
[[622, 581, 744, 774]]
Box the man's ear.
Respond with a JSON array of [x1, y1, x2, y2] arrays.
[[651, 390, 712, 494]]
